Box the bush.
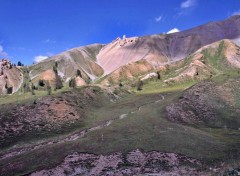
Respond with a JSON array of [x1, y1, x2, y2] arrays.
[[7, 87, 13, 94], [69, 78, 76, 88], [23, 83, 30, 93], [76, 69, 82, 77], [31, 88, 35, 95], [47, 86, 52, 95], [157, 71, 161, 80], [136, 80, 143, 91], [55, 76, 63, 89], [38, 80, 45, 87], [53, 65, 57, 74]]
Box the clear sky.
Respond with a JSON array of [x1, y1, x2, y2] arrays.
[[0, 0, 240, 65]]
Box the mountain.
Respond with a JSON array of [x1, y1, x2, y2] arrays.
[[1, 16, 240, 176], [26, 15, 240, 88], [97, 15, 240, 75], [29, 44, 104, 85]]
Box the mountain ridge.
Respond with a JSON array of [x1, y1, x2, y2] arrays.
[[1, 15, 240, 94]]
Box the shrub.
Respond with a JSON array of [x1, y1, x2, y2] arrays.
[[53, 65, 58, 74], [31, 88, 35, 95], [38, 80, 45, 87], [7, 87, 13, 94], [55, 76, 63, 89], [23, 83, 30, 93], [136, 80, 143, 91], [69, 78, 76, 88], [157, 71, 161, 80], [76, 69, 82, 77], [47, 86, 52, 95]]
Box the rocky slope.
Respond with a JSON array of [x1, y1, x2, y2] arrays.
[[31, 149, 203, 176], [29, 44, 104, 84], [26, 15, 240, 86], [0, 86, 119, 149], [102, 59, 154, 85], [0, 59, 23, 95], [97, 15, 240, 75], [166, 77, 240, 128], [164, 39, 240, 84]]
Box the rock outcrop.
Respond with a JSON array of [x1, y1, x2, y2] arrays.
[[31, 149, 203, 176], [97, 15, 240, 75], [102, 59, 153, 84], [0, 59, 23, 95], [75, 76, 87, 87]]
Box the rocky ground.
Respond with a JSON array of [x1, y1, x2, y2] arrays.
[[0, 86, 118, 149], [30, 149, 204, 176], [166, 77, 240, 127]]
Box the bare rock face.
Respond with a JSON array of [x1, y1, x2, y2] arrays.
[[29, 44, 104, 83], [75, 76, 87, 87], [0, 58, 23, 95], [97, 15, 240, 75], [32, 69, 57, 87], [102, 59, 154, 84], [31, 149, 203, 176]]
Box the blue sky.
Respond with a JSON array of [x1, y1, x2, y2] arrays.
[[0, 0, 240, 65]]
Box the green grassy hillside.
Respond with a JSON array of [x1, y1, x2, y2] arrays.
[[0, 73, 239, 175]]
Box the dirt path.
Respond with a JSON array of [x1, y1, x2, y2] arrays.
[[0, 94, 165, 161]]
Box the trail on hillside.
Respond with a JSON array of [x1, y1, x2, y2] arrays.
[[0, 94, 165, 161]]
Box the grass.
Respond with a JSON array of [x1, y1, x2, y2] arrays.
[[1, 66, 240, 175], [201, 41, 226, 71], [0, 91, 47, 105], [1, 78, 240, 175], [0, 90, 236, 176], [0, 82, 71, 105], [132, 79, 197, 94]]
